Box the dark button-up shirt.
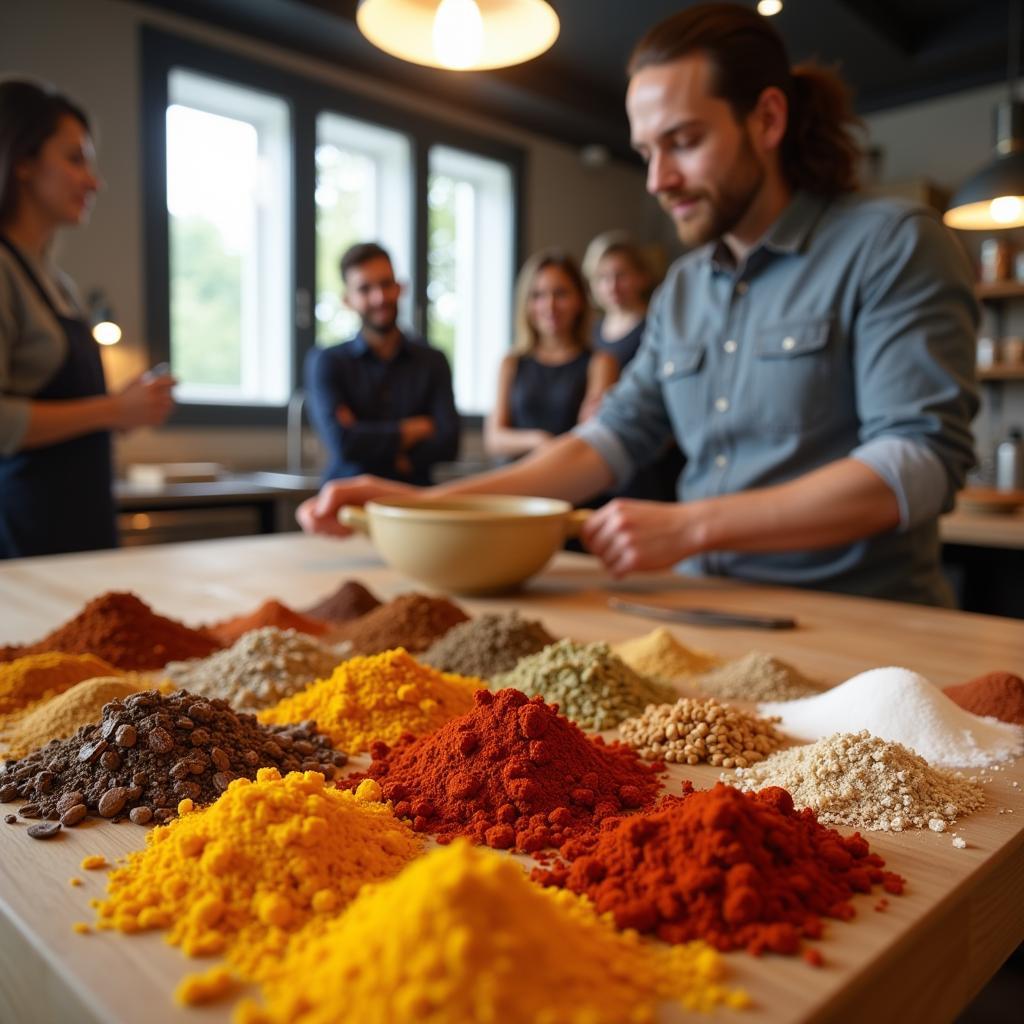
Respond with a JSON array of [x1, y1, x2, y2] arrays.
[[577, 191, 979, 605], [306, 330, 459, 485]]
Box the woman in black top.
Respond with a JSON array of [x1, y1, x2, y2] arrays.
[[0, 81, 174, 558], [485, 249, 617, 461], [584, 232, 683, 502]]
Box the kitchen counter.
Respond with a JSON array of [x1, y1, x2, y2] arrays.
[[0, 535, 1022, 1024], [941, 505, 1024, 550]]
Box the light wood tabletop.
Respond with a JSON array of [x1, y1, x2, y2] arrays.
[[0, 534, 1022, 1024], [941, 506, 1024, 550]]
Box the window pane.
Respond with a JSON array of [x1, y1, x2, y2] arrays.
[[166, 69, 291, 405], [315, 113, 413, 347], [428, 146, 513, 414]]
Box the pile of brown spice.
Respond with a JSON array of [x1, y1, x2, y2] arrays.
[[944, 671, 1024, 726], [337, 593, 469, 655], [0, 593, 221, 670], [420, 612, 556, 679], [303, 580, 382, 624], [691, 651, 822, 702], [207, 599, 329, 646], [0, 688, 346, 831]]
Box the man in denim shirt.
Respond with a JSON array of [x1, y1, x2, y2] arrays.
[[300, 5, 977, 606]]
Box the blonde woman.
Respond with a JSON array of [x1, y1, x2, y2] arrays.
[[583, 231, 655, 370], [485, 250, 618, 460]]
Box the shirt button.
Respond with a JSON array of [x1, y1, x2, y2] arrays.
[[715, 454, 728, 468], [663, 360, 675, 375], [714, 397, 729, 412], [782, 336, 797, 351], [723, 339, 737, 354], [735, 281, 749, 296]]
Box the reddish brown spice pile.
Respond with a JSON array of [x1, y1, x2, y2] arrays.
[[207, 599, 329, 646], [337, 593, 469, 655], [533, 783, 904, 957], [0, 593, 220, 671], [944, 671, 1024, 725], [304, 580, 382, 624], [345, 687, 662, 853]]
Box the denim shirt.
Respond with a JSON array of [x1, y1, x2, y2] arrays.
[[305, 330, 460, 485], [576, 191, 979, 605]]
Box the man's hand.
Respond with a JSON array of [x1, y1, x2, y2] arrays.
[[580, 498, 708, 576], [399, 415, 435, 450], [296, 474, 416, 538]]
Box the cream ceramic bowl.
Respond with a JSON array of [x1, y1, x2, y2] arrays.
[[339, 495, 590, 595]]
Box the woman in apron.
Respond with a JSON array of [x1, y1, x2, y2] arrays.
[[0, 80, 174, 558]]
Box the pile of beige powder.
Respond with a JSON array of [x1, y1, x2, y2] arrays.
[[691, 651, 822, 702], [164, 627, 348, 710], [726, 730, 986, 832], [612, 628, 719, 683]]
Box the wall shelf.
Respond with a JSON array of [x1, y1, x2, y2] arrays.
[[976, 281, 1024, 301], [978, 364, 1024, 381]]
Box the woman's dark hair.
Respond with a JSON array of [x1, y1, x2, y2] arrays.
[[0, 79, 90, 226], [628, 3, 862, 196]]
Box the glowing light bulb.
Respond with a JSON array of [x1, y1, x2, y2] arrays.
[[990, 195, 1024, 225], [757, 0, 783, 14], [92, 320, 122, 345], [433, 0, 484, 70]]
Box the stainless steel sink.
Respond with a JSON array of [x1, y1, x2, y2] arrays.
[[235, 470, 323, 491]]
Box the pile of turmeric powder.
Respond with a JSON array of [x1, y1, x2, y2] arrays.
[[258, 648, 483, 753], [0, 653, 118, 726], [92, 768, 422, 986], [235, 839, 748, 1024], [0, 674, 156, 758]]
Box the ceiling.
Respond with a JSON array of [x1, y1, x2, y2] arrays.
[[133, 0, 1019, 160]]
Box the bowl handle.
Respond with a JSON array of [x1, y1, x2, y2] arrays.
[[565, 508, 591, 538], [338, 505, 369, 534]]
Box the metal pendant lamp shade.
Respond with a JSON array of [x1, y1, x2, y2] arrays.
[[944, 101, 1024, 230], [356, 0, 560, 71], [944, 0, 1024, 230]]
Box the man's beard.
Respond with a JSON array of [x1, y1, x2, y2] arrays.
[[362, 305, 398, 333], [662, 131, 765, 249]]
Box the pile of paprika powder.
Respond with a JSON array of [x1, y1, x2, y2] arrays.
[[0, 592, 221, 670], [344, 687, 663, 853], [533, 782, 904, 958]]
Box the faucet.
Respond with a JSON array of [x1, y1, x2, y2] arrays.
[[286, 389, 307, 474]]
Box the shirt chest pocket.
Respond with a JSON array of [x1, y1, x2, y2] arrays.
[[658, 344, 706, 439], [751, 317, 835, 435]]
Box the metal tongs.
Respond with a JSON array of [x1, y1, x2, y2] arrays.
[[608, 597, 797, 630]]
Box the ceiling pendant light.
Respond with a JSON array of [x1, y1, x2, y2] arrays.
[[944, 0, 1024, 230], [356, 0, 560, 71]]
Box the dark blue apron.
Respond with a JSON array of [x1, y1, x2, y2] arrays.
[[0, 236, 117, 558]]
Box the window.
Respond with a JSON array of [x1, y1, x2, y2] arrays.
[[144, 28, 522, 423], [427, 146, 514, 415], [166, 69, 292, 405], [315, 113, 413, 346]]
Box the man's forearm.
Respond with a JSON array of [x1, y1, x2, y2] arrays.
[[430, 434, 614, 505], [700, 458, 901, 553]]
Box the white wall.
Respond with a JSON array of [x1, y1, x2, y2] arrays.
[[2, 0, 660, 470]]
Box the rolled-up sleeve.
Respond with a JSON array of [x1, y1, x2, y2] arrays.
[[851, 210, 979, 522]]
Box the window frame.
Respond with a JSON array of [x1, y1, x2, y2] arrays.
[[141, 26, 525, 427]]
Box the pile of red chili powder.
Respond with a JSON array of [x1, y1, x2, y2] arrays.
[[345, 687, 663, 853], [943, 671, 1024, 725], [0, 592, 221, 670], [533, 783, 904, 958], [206, 599, 330, 646]]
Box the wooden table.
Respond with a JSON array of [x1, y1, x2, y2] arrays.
[[1, 535, 1022, 1024]]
